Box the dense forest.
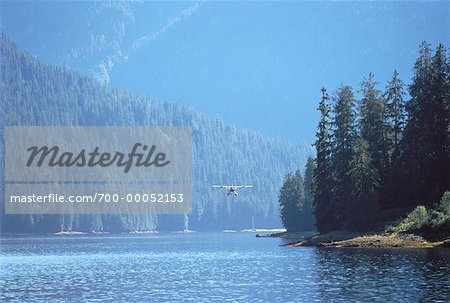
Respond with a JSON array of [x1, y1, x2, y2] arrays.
[[280, 42, 449, 233], [278, 157, 316, 232], [0, 33, 312, 233]]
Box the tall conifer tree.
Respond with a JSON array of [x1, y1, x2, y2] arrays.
[[331, 85, 357, 229], [359, 73, 389, 178], [393, 42, 450, 208], [313, 88, 335, 232], [384, 70, 407, 154]]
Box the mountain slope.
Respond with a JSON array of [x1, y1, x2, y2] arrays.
[[0, 33, 311, 232]]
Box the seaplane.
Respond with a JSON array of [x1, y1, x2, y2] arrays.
[[212, 184, 253, 196]]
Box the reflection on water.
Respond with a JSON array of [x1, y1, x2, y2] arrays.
[[0, 233, 449, 302], [313, 248, 450, 302]]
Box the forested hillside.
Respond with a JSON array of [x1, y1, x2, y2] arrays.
[[0, 33, 311, 233]]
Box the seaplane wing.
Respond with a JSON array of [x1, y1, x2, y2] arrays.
[[211, 185, 253, 189], [212, 185, 233, 189]]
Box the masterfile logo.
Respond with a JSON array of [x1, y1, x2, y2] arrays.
[[6, 126, 191, 182], [4, 126, 192, 215], [25, 143, 171, 173]]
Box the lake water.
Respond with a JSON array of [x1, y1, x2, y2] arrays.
[[0, 232, 449, 302]]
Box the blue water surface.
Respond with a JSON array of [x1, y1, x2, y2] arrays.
[[0, 232, 449, 302]]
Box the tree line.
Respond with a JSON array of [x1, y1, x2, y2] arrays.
[[280, 42, 450, 232]]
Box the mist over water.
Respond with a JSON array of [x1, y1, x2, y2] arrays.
[[1, 233, 449, 302]]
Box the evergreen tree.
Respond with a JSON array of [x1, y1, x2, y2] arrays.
[[302, 157, 317, 231], [389, 42, 432, 209], [428, 44, 450, 201], [380, 70, 407, 210], [313, 88, 335, 232], [279, 170, 305, 232], [331, 85, 357, 229], [384, 70, 407, 154], [348, 136, 380, 230], [409, 41, 433, 120], [393, 42, 450, 208], [359, 73, 389, 178]]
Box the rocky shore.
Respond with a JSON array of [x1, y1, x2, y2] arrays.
[[261, 231, 450, 248]]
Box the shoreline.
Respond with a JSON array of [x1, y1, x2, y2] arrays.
[[263, 230, 450, 249], [0, 229, 287, 237]]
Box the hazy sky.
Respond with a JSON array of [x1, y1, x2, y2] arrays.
[[1, 1, 449, 144]]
